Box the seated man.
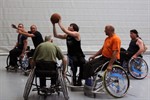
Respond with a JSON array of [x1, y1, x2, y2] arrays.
[[13, 24, 44, 70], [31, 35, 67, 89], [8, 23, 28, 69], [83, 25, 121, 79], [120, 29, 145, 66]]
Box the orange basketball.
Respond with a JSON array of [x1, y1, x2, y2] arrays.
[[50, 13, 61, 24]]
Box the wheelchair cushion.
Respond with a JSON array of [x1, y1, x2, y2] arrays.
[[35, 61, 58, 77]]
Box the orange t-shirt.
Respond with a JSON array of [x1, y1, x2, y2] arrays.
[[102, 34, 121, 59]]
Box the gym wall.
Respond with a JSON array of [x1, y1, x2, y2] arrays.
[[0, 0, 149, 54]]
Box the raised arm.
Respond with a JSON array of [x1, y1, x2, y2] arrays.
[[52, 24, 67, 39], [58, 19, 80, 40], [12, 24, 34, 37], [17, 29, 34, 37]]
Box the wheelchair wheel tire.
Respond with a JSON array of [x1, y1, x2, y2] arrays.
[[58, 68, 69, 100], [103, 65, 130, 98], [6, 54, 20, 71], [128, 57, 148, 80], [23, 68, 35, 100], [6, 55, 10, 68]]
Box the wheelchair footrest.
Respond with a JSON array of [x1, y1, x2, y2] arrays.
[[84, 85, 96, 98]]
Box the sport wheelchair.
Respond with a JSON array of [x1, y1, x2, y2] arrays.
[[84, 61, 130, 98], [122, 57, 148, 79], [6, 46, 30, 72], [23, 61, 69, 100]]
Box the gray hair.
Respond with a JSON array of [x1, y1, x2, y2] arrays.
[[45, 35, 53, 42]]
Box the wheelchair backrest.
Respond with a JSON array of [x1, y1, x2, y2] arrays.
[[35, 61, 58, 77]]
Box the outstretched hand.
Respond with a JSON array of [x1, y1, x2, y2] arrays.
[[11, 24, 18, 29]]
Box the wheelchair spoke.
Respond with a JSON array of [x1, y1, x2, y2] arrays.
[[58, 68, 69, 100], [128, 57, 148, 79], [104, 65, 130, 98], [23, 68, 35, 100]]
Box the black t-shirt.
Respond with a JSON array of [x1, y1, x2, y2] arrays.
[[127, 39, 139, 55], [17, 34, 27, 50], [28, 31, 44, 48], [66, 35, 85, 57]]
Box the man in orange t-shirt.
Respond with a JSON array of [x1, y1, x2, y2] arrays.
[[83, 25, 121, 79]]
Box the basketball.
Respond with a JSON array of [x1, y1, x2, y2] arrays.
[[50, 13, 61, 24]]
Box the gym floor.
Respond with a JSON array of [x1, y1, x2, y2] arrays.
[[0, 55, 150, 100]]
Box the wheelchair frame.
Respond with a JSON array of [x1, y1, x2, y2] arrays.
[[84, 61, 130, 98], [23, 66, 69, 100], [122, 57, 148, 79], [6, 46, 30, 72], [6, 51, 29, 72]]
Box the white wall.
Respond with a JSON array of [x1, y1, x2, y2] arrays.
[[0, 0, 150, 53]]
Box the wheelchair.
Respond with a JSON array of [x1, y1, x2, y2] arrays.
[[122, 57, 148, 79], [6, 50, 30, 72], [23, 61, 69, 100], [84, 61, 130, 98]]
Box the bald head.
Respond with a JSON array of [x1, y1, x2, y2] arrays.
[[105, 25, 115, 32], [105, 25, 115, 36], [30, 25, 37, 33]]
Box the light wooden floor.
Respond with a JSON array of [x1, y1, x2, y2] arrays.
[[0, 55, 150, 100]]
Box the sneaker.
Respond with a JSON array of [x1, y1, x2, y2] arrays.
[[5, 66, 9, 69], [24, 69, 31, 75], [9, 66, 17, 70], [49, 85, 55, 93], [40, 86, 47, 93], [85, 78, 92, 86], [76, 79, 82, 86], [72, 76, 76, 86]]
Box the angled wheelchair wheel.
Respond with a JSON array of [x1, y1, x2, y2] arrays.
[[6, 55, 10, 70], [60, 63, 72, 86], [128, 57, 148, 79], [21, 54, 29, 71], [6, 55, 10, 67], [6, 54, 21, 71], [58, 68, 69, 100], [23, 68, 35, 100], [103, 65, 130, 98], [65, 71, 72, 86]]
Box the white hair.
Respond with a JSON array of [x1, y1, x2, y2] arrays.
[[45, 35, 53, 42]]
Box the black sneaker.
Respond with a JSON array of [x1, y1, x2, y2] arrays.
[[76, 80, 82, 86], [40, 87, 46, 93], [9, 66, 17, 70], [49, 85, 55, 93]]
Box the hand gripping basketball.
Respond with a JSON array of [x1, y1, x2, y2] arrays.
[[50, 13, 61, 24]]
